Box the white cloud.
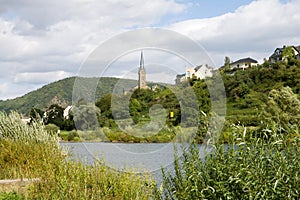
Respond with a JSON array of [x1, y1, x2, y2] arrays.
[[0, 0, 300, 100], [0, 0, 186, 99], [13, 71, 71, 84], [168, 0, 300, 65]]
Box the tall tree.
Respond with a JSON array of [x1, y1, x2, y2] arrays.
[[224, 56, 231, 71], [282, 46, 295, 62]]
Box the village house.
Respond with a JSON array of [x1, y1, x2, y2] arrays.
[[229, 57, 258, 70], [175, 64, 213, 84], [269, 45, 300, 63]]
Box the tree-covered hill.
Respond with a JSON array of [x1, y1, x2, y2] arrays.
[[222, 60, 300, 125], [0, 77, 145, 115], [1, 58, 300, 128]]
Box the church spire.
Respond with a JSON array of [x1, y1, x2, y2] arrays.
[[140, 51, 144, 69], [138, 51, 146, 89]]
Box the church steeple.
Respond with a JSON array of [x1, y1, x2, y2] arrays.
[[138, 51, 147, 89], [140, 51, 144, 69]]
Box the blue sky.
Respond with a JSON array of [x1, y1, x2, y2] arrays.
[[160, 0, 253, 24], [0, 0, 300, 100]]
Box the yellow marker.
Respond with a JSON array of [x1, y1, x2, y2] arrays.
[[170, 111, 174, 118]]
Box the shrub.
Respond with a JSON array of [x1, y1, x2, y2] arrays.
[[161, 126, 300, 199], [44, 123, 59, 136], [67, 130, 80, 141]]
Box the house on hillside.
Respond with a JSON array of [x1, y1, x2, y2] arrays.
[[230, 57, 258, 70], [175, 74, 185, 84], [269, 45, 300, 63], [63, 105, 73, 119], [175, 64, 213, 84]]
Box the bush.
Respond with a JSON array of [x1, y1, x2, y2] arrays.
[[44, 123, 59, 136], [67, 131, 80, 141], [161, 126, 300, 199]]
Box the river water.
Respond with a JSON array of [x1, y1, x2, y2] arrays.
[[60, 142, 213, 183]]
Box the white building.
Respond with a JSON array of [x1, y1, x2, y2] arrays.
[[175, 64, 213, 83], [230, 57, 258, 70], [63, 105, 73, 119]]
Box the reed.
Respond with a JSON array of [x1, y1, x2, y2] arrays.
[[161, 124, 300, 199]]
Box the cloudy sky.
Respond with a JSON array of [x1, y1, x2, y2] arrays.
[[0, 0, 300, 100]]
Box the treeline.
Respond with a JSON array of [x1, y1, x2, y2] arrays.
[[29, 58, 300, 142], [0, 77, 139, 114]]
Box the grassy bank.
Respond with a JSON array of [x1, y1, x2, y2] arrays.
[[1, 112, 300, 199], [0, 112, 155, 199]]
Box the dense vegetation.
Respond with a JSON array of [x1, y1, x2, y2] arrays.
[[2, 59, 300, 143], [1, 59, 300, 198], [0, 112, 155, 199], [0, 77, 140, 114], [1, 112, 299, 199], [161, 123, 300, 199]]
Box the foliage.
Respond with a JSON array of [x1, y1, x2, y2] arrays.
[[0, 112, 62, 179], [0, 111, 57, 144], [282, 46, 296, 62], [43, 104, 65, 128], [29, 107, 43, 122], [224, 60, 300, 127], [0, 192, 24, 200], [0, 77, 139, 115], [28, 160, 155, 200], [44, 123, 59, 136], [67, 130, 80, 141], [0, 112, 156, 199], [224, 56, 231, 71], [161, 125, 300, 199], [263, 86, 300, 132], [72, 104, 100, 130]]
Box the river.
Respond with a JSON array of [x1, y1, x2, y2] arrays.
[[60, 142, 213, 182]]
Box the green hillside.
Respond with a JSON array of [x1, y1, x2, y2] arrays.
[[0, 77, 142, 115], [221, 60, 300, 126]]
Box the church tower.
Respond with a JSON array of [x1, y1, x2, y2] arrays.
[[138, 51, 147, 89]]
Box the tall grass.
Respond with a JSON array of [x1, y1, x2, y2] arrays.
[[161, 125, 300, 199], [0, 111, 57, 144], [0, 112, 155, 199], [29, 160, 154, 199], [0, 112, 61, 179]]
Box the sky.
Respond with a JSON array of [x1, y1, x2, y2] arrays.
[[0, 0, 300, 100]]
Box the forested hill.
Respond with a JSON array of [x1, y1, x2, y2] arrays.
[[1, 59, 300, 119], [0, 77, 141, 115], [221, 59, 300, 126]]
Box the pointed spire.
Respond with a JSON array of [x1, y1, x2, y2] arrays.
[[140, 51, 144, 69]]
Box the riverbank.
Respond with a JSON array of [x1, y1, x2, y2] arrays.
[[1, 112, 300, 199]]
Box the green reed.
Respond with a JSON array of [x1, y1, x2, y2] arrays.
[[160, 125, 300, 199]]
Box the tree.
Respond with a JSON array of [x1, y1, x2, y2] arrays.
[[224, 56, 231, 71], [29, 107, 44, 122], [282, 46, 295, 63], [264, 86, 300, 131], [73, 104, 100, 130], [43, 104, 64, 128]]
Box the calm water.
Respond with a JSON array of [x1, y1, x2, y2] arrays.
[[60, 142, 212, 182]]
